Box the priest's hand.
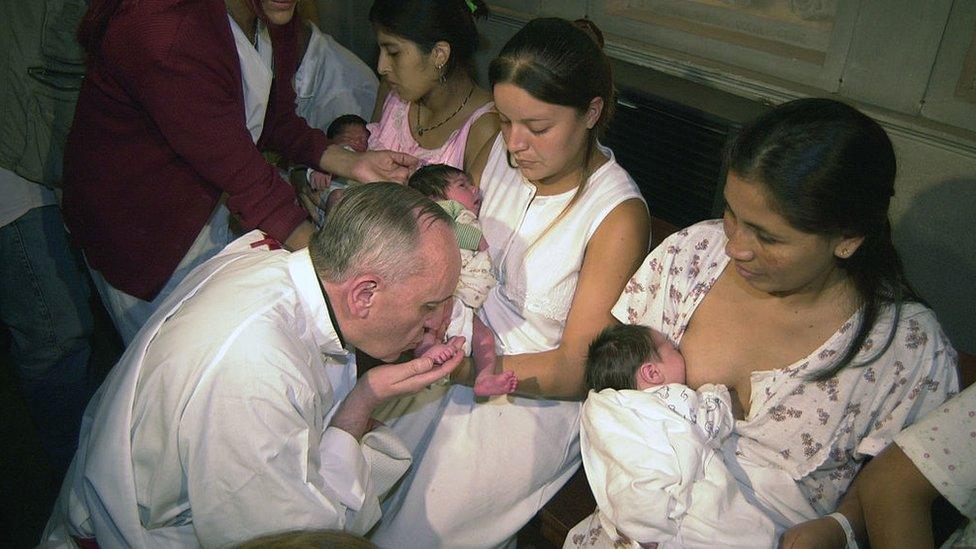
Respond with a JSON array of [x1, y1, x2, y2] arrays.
[[330, 336, 465, 440]]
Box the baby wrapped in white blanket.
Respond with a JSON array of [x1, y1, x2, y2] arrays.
[[567, 324, 777, 548]]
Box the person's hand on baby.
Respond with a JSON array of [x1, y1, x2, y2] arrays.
[[350, 150, 417, 184], [320, 146, 418, 185]]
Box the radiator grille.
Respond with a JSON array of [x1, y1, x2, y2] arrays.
[[603, 88, 739, 229]]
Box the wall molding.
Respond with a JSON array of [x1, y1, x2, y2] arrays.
[[488, 10, 976, 157]]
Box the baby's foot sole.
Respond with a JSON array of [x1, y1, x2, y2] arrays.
[[473, 370, 518, 397]]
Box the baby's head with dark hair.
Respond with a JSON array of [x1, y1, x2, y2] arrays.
[[326, 114, 368, 139], [326, 114, 370, 153], [409, 163, 483, 214], [407, 163, 468, 200], [586, 324, 685, 392]]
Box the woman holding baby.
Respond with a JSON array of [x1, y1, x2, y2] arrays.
[[369, 17, 651, 548], [301, 0, 498, 224], [567, 98, 959, 547]]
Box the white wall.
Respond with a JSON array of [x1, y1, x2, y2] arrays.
[[889, 136, 976, 354]]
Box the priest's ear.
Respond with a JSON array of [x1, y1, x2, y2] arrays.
[[348, 275, 379, 319]]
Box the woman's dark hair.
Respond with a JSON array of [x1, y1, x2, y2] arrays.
[[488, 17, 615, 243], [369, 0, 489, 79], [586, 324, 660, 392], [725, 97, 918, 380], [573, 18, 605, 49], [407, 163, 467, 200], [489, 17, 615, 141]]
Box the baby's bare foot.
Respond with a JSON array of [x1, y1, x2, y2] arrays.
[[473, 369, 518, 397]]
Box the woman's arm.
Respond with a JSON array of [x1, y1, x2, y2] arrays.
[[455, 199, 650, 398], [462, 111, 500, 173], [779, 442, 939, 549], [778, 486, 865, 548], [858, 443, 939, 548]]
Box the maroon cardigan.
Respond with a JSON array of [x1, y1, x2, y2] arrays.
[[63, 0, 329, 300]]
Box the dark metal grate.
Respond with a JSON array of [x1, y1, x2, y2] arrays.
[[603, 87, 739, 229]]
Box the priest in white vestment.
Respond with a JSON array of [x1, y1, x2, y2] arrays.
[[42, 183, 461, 548]]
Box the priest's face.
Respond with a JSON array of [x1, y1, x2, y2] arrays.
[[360, 218, 460, 362]]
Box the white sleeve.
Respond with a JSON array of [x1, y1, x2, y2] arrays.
[[179, 347, 406, 545], [895, 383, 976, 519]]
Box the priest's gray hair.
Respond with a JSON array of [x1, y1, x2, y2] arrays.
[[309, 182, 452, 284]]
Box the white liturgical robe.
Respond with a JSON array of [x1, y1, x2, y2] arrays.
[[42, 231, 411, 547]]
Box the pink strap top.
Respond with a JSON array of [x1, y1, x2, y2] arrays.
[[367, 92, 494, 169]]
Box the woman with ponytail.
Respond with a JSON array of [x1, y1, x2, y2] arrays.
[[64, 0, 416, 344], [586, 98, 959, 547], [370, 18, 650, 547]]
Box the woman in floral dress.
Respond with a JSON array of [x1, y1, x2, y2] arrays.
[[568, 98, 959, 548]]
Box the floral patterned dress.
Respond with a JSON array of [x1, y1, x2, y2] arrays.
[[567, 220, 959, 547]]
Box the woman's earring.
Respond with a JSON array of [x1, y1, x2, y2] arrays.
[[435, 63, 446, 83]]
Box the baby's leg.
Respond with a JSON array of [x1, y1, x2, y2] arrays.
[[471, 316, 517, 396]]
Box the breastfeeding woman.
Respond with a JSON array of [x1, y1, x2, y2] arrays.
[[574, 98, 959, 547], [64, 0, 415, 344], [370, 18, 650, 547]]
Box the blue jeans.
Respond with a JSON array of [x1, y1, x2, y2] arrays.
[[1, 205, 94, 472]]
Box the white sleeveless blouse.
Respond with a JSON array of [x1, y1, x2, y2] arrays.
[[479, 134, 645, 354]]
